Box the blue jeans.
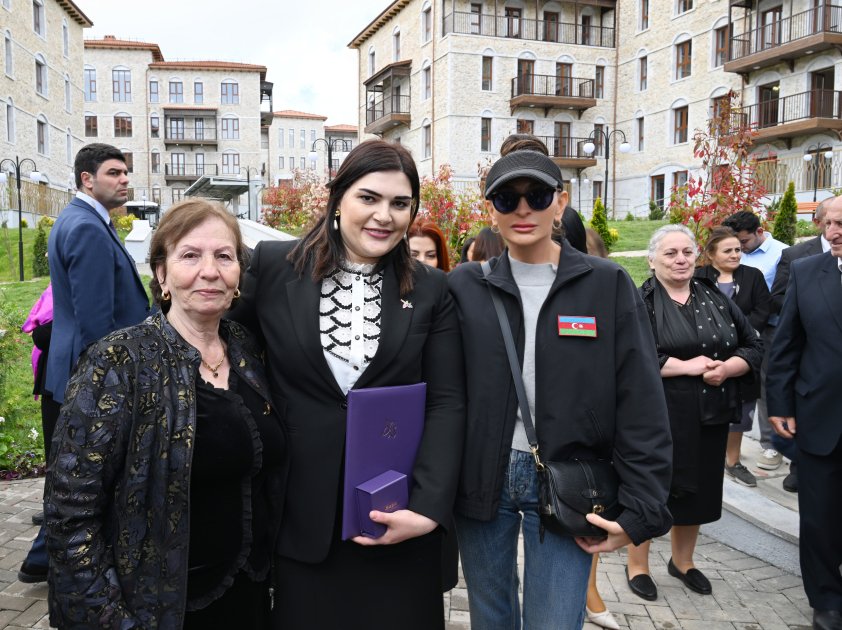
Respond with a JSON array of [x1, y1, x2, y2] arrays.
[[456, 450, 591, 630]]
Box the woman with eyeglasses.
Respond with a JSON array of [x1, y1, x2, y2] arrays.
[[694, 226, 770, 488], [448, 150, 673, 628]]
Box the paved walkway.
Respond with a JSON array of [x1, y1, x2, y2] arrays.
[[1, 435, 807, 629]]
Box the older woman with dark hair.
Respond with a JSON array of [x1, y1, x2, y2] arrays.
[[230, 139, 465, 629], [45, 199, 287, 629], [408, 218, 450, 271], [626, 224, 763, 601]]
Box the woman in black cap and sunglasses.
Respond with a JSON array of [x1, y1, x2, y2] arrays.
[[448, 150, 673, 628]]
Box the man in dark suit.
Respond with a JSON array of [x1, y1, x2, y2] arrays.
[[767, 198, 842, 630], [768, 198, 832, 492], [17, 144, 149, 584]]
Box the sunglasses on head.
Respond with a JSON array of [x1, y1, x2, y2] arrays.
[[488, 186, 557, 214]]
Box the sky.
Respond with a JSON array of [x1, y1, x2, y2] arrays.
[[77, 0, 390, 126]]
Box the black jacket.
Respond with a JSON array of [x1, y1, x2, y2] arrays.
[[694, 264, 771, 333], [770, 236, 822, 314], [448, 245, 673, 545]]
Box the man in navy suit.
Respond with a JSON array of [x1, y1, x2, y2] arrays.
[[17, 144, 149, 584], [767, 198, 842, 630]]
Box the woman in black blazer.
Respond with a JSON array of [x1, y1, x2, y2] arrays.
[[695, 226, 770, 487], [229, 140, 465, 630]]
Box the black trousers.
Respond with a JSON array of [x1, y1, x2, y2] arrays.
[[798, 438, 842, 611]]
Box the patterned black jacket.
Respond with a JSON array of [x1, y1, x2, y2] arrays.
[[44, 312, 283, 629]]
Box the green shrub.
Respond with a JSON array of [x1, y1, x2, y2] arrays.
[[19, 218, 28, 229], [590, 197, 617, 249], [109, 212, 136, 231], [38, 216, 55, 228], [772, 182, 798, 246], [648, 201, 665, 221], [624, 212, 636, 221], [796, 220, 820, 238], [32, 224, 49, 277]]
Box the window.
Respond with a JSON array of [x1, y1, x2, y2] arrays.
[[368, 48, 376, 76], [222, 152, 240, 174], [311, 129, 316, 142], [36, 116, 47, 154], [300, 157, 306, 170], [279, 156, 285, 170], [481, 56, 493, 90], [170, 152, 186, 176], [592, 181, 603, 201], [481, 117, 491, 152], [4, 31, 12, 76], [112, 68, 131, 102], [675, 40, 692, 79], [149, 80, 159, 103], [640, 0, 649, 29], [151, 151, 160, 173], [288, 129, 294, 147], [5, 99, 14, 141], [505, 7, 521, 38], [422, 123, 432, 158], [169, 80, 184, 103], [168, 117, 184, 140], [84, 67, 96, 101], [422, 4, 433, 41], [516, 119, 534, 134], [221, 81, 239, 104], [673, 106, 688, 143], [64, 75, 71, 111], [278, 128, 284, 148], [422, 64, 431, 100], [172, 188, 185, 204], [677, 0, 693, 13], [393, 29, 401, 61], [289, 156, 294, 171], [194, 81, 204, 104], [123, 152, 133, 173], [194, 118, 205, 140], [470, 3, 482, 34], [651, 175, 665, 209], [639, 56, 648, 91], [595, 66, 604, 99], [85, 114, 97, 137], [35, 54, 47, 96], [152, 187, 161, 204], [637, 116, 645, 151], [33, 0, 45, 36], [714, 25, 728, 67], [221, 117, 239, 139], [196, 153, 205, 175], [300, 128, 305, 149], [62, 21, 69, 56], [114, 114, 132, 137], [673, 170, 688, 189], [544, 11, 559, 42], [593, 123, 604, 155], [150, 114, 159, 138]]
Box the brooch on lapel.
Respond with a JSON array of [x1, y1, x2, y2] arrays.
[[401, 299, 413, 309]]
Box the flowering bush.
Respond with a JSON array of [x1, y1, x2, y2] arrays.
[[419, 164, 487, 265], [261, 170, 328, 236]]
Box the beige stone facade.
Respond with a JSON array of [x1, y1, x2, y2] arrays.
[[267, 110, 329, 183], [1, 0, 91, 213], [83, 37, 268, 211], [351, 0, 840, 216]]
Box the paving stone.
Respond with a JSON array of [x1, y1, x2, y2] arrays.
[[646, 604, 682, 629], [0, 594, 39, 612], [10, 600, 48, 626], [741, 565, 784, 581], [679, 621, 736, 630], [719, 556, 768, 571], [660, 586, 701, 620], [627, 615, 657, 630]]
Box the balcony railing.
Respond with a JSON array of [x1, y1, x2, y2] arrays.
[[512, 74, 595, 99], [163, 128, 218, 142], [535, 135, 601, 159], [366, 95, 411, 125], [164, 163, 220, 178], [443, 11, 615, 47], [735, 89, 842, 129], [730, 4, 842, 60]]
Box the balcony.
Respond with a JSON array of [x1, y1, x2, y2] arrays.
[[365, 95, 411, 135], [163, 126, 218, 147], [536, 135, 598, 169], [732, 89, 842, 144], [510, 74, 596, 116], [364, 60, 412, 135], [443, 11, 615, 47], [164, 163, 220, 183], [726, 4, 842, 74]]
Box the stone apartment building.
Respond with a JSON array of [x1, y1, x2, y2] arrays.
[[1, 0, 91, 223], [350, 0, 841, 215], [82, 35, 269, 212]]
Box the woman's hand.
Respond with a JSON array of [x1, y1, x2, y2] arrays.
[[702, 363, 729, 386], [683, 356, 721, 376], [574, 513, 632, 554], [352, 510, 438, 546]]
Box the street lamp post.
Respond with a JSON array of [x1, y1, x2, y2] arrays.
[[803, 143, 834, 202], [241, 166, 261, 221], [0, 156, 42, 281], [582, 127, 631, 217], [309, 137, 351, 179]]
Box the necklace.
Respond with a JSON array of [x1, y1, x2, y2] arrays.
[[201, 354, 225, 378]]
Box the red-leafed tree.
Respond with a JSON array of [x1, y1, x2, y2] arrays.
[[668, 90, 768, 243], [260, 169, 328, 235]]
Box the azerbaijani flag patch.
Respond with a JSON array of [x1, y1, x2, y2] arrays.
[[558, 315, 597, 338]]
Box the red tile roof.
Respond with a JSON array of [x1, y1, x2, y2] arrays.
[[273, 110, 328, 121], [57, 0, 92, 26], [325, 124, 358, 133], [84, 36, 164, 61], [149, 61, 267, 80]]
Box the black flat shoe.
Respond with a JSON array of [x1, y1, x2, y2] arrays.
[[668, 558, 711, 594], [31, 510, 44, 525], [17, 561, 47, 584], [813, 609, 842, 630], [625, 567, 657, 601]]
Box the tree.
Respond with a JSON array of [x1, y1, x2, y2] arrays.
[[589, 197, 616, 249], [668, 90, 767, 243], [772, 181, 798, 246], [260, 170, 328, 235], [32, 222, 49, 277]]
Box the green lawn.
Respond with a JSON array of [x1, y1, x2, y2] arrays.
[[0, 227, 49, 283], [607, 220, 667, 252], [613, 256, 651, 286]]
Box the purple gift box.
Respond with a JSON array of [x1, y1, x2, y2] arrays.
[[355, 470, 408, 538]]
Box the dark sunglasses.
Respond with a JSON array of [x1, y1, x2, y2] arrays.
[[489, 187, 557, 214]]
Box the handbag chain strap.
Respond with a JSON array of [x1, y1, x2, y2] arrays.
[[481, 261, 544, 470]]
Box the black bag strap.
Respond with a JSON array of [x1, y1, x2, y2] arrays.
[[481, 261, 543, 468]]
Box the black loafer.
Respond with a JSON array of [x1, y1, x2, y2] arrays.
[[625, 567, 657, 601], [17, 561, 48, 584], [668, 558, 711, 594], [31, 510, 44, 525], [813, 609, 842, 630]]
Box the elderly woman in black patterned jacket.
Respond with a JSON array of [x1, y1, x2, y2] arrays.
[[45, 199, 286, 630]]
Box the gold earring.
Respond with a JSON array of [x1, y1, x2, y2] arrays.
[[162, 290, 171, 302], [233, 288, 241, 299], [333, 208, 340, 231]]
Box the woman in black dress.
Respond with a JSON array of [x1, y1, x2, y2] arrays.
[[625, 224, 762, 601]]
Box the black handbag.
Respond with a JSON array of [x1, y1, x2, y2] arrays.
[[481, 261, 621, 539]]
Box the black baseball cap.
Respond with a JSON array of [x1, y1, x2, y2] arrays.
[[484, 151, 564, 198]]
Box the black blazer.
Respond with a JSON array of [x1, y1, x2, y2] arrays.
[[229, 240, 466, 563], [767, 252, 842, 456], [694, 264, 771, 333], [770, 236, 823, 314]]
